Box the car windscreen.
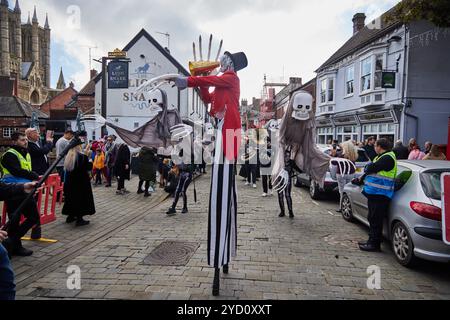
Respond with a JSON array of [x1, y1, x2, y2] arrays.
[[420, 169, 450, 201]]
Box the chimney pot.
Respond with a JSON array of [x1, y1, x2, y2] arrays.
[[352, 13, 366, 34]]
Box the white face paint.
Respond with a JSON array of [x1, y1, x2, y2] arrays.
[[291, 92, 313, 121], [266, 119, 280, 132], [148, 90, 163, 114], [220, 54, 234, 73]]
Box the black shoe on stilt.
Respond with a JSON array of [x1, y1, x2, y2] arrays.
[[289, 211, 295, 219], [279, 212, 285, 218], [30, 226, 41, 240], [223, 264, 229, 274], [212, 268, 220, 296], [181, 208, 188, 214], [166, 207, 176, 216]]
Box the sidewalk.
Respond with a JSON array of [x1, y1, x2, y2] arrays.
[[13, 173, 450, 300]]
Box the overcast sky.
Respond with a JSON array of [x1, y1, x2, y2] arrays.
[[17, 0, 400, 101]]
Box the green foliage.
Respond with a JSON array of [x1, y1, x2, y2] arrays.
[[393, 0, 450, 27]]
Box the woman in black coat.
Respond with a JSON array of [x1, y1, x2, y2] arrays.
[[62, 145, 95, 227], [114, 143, 131, 195]]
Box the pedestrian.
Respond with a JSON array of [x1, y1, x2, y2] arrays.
[[244, 144, 258, 188], [114, 143, 131, 195], [0, 132, 41, 250], [62, 144, 95, 227], [104, 135, 117, 188], [0, 181, 37, 300], [332, 141, 358, 213], [166, 162, 193, 215], [408, 143, 426, 160], [393, 140, 409, 160], [408, 138, 417, 152], [92, 148, 105, 186], [55, 130, 74, 182], [137, 147, 158, 197], [260, 140, 273, 197], [353, 138, 397, 252], [423, 145, 447, 160], [424, 141, 433, 155], [25, 128, 53, 176], [363, 136, 377, 161]]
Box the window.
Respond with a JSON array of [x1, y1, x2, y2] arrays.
[[346, 66, 355, 96], [319, 77, 335, 105], [320, 79, 327, 104], [317, 127, 334, 145], [395, 166, 413, 191], [328, 78, 334, 102], [361, 57, 372, 92], [2, 128, 13, 138], [362, 123, 396, 142], [336, 126, 358, 143], [134, 122, 139, 129], [374, 54, 384, 89]]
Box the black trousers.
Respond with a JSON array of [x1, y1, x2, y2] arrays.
[[117, 177, 125, 190], [138, 180, 151, 192], [247, 164, 257, 184], [171, 173, 192, 210], [5, 197, 40, 246], [262, 175, 272, 193], [367, 196, 391, 245]]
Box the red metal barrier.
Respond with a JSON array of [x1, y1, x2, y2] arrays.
[[1, 174, 63, 228]]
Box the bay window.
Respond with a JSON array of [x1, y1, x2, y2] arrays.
[[374, 54, 384, 89], [319, 76, 335, 105]]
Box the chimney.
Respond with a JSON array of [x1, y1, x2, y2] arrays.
[[289, 77, 302, 85], [90, 69, 98, 79], [241, 99, 248, 107], [352, 13, 366, 34]]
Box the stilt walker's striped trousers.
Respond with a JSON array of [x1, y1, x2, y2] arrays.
[[208, 120, 238, 268]]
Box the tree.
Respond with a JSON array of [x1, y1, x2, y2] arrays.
[[392, 0, 450, 27]]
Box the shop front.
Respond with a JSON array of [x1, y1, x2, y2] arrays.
[[358, 109, 399, 143], [333, 114, 359, 143]]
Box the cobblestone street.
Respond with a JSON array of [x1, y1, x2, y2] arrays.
[[11, 172, 450, 300]]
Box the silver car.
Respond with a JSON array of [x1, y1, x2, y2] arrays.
[[341, 160, 450, 267]]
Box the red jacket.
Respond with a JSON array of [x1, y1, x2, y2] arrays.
[[188, 71, 242, 161]]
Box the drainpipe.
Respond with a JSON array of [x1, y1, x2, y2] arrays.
[[400, 24, 419, 142]]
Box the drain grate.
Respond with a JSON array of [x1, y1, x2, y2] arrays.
[[143, 241, 199, 266]]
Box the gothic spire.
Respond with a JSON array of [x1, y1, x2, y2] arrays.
[[57, 67, 66, 90], [45, 13, 50, 29], [27, 11, 31, 24], [32, 6, 38, 24], [14, 0, 20, 13], [0, 0, 9, 8]]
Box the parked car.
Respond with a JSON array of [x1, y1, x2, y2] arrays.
[[296, 145, 370, 200], [341, 160, 450, 267]]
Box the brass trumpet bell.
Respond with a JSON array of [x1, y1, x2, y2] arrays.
[[189, 61, 220, 76]]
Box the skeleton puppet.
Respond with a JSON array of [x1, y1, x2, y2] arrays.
[[272, 91, 331, 214]]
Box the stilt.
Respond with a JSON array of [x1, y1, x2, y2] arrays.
[[223, 264, 229, 274], [212, 268, 220, 296]]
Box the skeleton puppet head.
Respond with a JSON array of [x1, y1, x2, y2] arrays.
[[148, 89, 167, 114], [291, 91, 313, 121]]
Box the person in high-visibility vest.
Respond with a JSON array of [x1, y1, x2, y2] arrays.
[[353, 138, 398, 252], [0, 132, 40, 257]]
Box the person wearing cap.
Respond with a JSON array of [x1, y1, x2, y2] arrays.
[[172, 51, 248, 296]]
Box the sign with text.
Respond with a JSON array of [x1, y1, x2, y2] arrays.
[[108, 61, 129, 89], [442, 173, 450, 245]]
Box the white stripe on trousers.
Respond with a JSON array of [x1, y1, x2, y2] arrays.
[[208, 120, 238, 268]]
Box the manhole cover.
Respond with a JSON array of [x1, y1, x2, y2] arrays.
[[143, 241, 199, 266], [323, 235, 359, 249]]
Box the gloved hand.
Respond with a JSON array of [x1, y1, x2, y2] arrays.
[[174, 76, 188, 90]]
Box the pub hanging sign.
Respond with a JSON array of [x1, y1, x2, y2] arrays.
[[108, 60, 129, 89], [382, 71, 396, 89]]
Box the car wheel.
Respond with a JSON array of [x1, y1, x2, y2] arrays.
[[309, 181, 321, 200], [341, 194, 354, 222], [391, 222, 417, 268]]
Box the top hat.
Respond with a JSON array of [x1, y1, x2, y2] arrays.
[[224, 51, 248, 72]]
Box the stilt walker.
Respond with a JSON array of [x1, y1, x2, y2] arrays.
[[171, 36, 248, 296]]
